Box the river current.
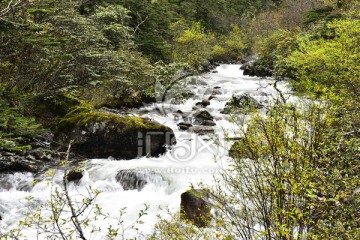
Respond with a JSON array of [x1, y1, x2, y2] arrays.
[[0, 64, 291, 239]]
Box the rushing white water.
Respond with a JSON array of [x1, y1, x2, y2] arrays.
[[0, 65, 291, 239]]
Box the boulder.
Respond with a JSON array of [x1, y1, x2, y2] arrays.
[[231, 93, 263, 109], [240, 61, 273, 77], [222, 94, 263, 114], [202, 120, 216, 126], [55, 106, 176, 159], [180, 189, 213, 227], [194, 110, 214, 122], [195, 100, 210, 108], [0, 154, 42, 173], [66, 169, 84, 183], [115, 169, 164, 191], [178, 122, 193, 131]]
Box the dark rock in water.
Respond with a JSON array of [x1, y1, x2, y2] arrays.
[[0, 155, 40, 173], [174, 110, 183, 121], [180, 189, 213, 227], [195, 100, 210, 108], [213, 86, 221, 89], [202, 120, 216, 126], [222, 94, 263, 114], [211, 70, 218, 73], [194, 110, 214, 122], [240, 61, 273, 77], [66, 169, 84, 183], [188, 126, 214, 135], [231, 93, 263, 109], [55, 107, 176, 159], [115, 169, 164, 191], [178, 122, 193, 131], [208, 95, 216, 101]]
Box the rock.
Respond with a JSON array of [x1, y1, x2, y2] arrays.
[[222, 94, 263, 114], [208, 95, 216, 101], [66, 169, 84, 183], [55, 106, 176, 159], [213, 86, 221, 89], [174, 110, 183, 121], [0, 156, 40, 173], [194, 110, 214, 122], [195, 100, 210, 108], [240, 61, 273, 77], [231, 93, 263, 109], [178, 122, 193, 131], [115, 169, 164, 191], [188, 126, 214, 135], [202, 120, 216, 126], [180, 189, 213, 227], [211, 70, 218, 73]]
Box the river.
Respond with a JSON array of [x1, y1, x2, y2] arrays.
[[0, 64, 291, 239]]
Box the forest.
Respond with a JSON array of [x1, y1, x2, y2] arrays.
[[0, 0, 359, 239]]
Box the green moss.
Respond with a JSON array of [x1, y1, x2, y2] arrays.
[[58, 105, 168, 134], [26, 93, 80, 127]]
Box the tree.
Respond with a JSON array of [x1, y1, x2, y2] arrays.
[[211, 100, 359, 239], [171, 21, 214, 68]]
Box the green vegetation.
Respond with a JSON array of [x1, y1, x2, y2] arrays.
[[58, 105, 169, 134], [0, 98, 43, 151], [0, 0, 359, 239]]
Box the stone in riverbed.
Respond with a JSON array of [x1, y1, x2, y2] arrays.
[[195, 100, 210, 108], [222, 93, 263, 114], [178, 122, 193, 131], [54, 106, 176, 159], [115, 169, 164, 191], [180, 189, 213, 227], [66, 169, 84, 183]]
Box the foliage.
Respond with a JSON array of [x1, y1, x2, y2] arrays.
[[0, 145, 149, 239], [283, 18, 360, 102], [213, 100, 359, 239], [0, 99, 43, 151], [171, 21, 215, 69], [211, 24, 247, 61], [150, 208, 228, 240]]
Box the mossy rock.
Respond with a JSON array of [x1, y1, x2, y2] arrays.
[[54, 106, 176, 159], [180, 189, 213, 227], [66, 168, 84, 183]]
